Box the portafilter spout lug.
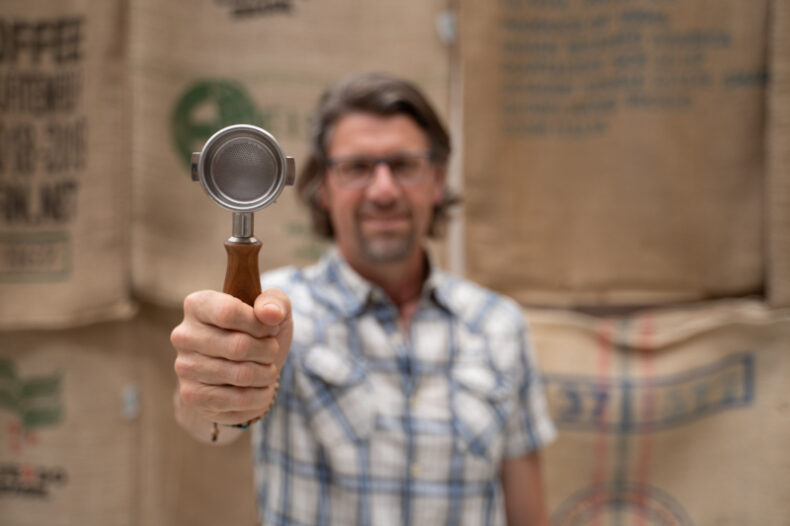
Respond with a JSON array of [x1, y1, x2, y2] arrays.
[[191, 152, 200, 181], [286, 157, 296, 186]]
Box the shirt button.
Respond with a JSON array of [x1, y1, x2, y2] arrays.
[[410, 463, 421, 477], [389, 332, 403, 347], [409, 394, 419, 408]]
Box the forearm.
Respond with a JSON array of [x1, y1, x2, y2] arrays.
[[501, 452, 550, 526]]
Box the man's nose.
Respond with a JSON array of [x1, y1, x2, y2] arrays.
[[365, 162, 401, 200]]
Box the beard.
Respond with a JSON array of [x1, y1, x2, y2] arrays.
[[355, 202, 417, 263], [358, 228, 416, 263]]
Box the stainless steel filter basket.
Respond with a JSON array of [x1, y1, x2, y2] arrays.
[[191, 124, 295, 213]]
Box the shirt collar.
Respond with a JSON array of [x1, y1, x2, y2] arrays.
[[309, 245, 453, 317]]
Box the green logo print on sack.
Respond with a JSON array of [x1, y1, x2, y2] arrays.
[[0, 360, 62, 431], [172, 80, 269, 167]]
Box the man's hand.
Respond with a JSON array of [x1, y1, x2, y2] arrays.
[[170, 288, 292, 443]]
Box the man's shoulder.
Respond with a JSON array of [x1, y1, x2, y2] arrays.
[[260, 265, 317, 309], [260, 265, 304, 290], [436, 271, 526, 336], [259, 257, 339, 314]]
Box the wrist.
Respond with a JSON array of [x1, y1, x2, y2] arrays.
[[210, 380, 280, 443], [172, 390, 243, 445]]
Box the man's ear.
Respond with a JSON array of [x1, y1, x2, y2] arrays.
[[432, 166, 447, 205], [317, 178, 329, 210]]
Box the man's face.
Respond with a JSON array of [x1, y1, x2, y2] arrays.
[[319, 112, 445, 268]]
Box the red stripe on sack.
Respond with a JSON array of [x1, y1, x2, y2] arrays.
[[634, 314, 655, 526]]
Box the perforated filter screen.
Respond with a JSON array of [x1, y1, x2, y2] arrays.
[[210, 138, 279, 203]]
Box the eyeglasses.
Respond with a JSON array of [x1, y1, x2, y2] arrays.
[[326, 152, 434, 189]]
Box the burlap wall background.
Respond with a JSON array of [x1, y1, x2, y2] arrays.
[[0, 0, 135, 329], [767, 0, 790, 305], [460, 0, 775, 307], [1, 1, 789, 525], [0, 324, 138, 525], [130, 0, 453, 307], [0, 305, 260, 526], [530, 300, 790, 525], [2, 1, 454, 524]]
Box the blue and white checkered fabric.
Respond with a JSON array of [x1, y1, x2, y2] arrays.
[[252, 246, 556, 526]]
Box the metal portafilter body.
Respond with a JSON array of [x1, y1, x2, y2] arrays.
[[191, 124, 295, 306]]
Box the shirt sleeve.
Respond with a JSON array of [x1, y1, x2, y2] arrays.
[[503, 317, 557, 458]]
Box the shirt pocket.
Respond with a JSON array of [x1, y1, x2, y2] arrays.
[[298, 345, 376, 457], [450, 362, 514, 464]]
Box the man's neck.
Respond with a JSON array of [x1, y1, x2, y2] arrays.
[[344, 248, 428, 328]]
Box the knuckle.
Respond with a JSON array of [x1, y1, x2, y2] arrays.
[[173, 356, 187, 376], [268, 339, 286, 366], [179, 384, 202, 406], [182, 291, 202, 314], [227, 332, 250, 361], [173, 355, 195, 379], [265, 364, 279, 385], [260, 385, 276, 408], [232, 363, 255, 387], [170, 325, 187, 349], [215, 300, 238, 328]]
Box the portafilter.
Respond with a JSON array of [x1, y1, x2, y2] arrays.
[[191, 124, 295, 306]]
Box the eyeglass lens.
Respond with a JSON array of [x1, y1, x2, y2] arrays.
[[329, 153, 432, 187]]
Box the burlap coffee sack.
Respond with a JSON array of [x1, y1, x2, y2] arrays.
[[0, 323, 137, 525], [130, 0, 453, 306], [528, 300, 790, 525], [461, 1, 770, 307], [767, 0, 790, 306], [131, 303, 259, 526], [0, 0, 135, 328], [0, 303, 263, 526]]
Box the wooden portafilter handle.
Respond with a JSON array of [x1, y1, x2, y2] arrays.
[[211, 214, 262, 443], [217, 235, 277, 443], [222, 212, 261, 306], [222, 238, 262, 306]]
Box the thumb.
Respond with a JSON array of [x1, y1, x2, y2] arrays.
[[254, 288, 291, 326]]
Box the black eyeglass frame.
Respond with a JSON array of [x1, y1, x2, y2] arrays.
[[325, 151, 436, 188]]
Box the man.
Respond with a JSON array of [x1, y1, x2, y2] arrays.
[[171, 72, 556, 525]]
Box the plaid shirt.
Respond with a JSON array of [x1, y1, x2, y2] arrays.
[[253, 247, 556, 526]]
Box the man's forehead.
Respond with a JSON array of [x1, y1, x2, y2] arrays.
[[327, 112, 430, 155]]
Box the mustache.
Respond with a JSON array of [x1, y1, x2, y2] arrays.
[[357, 201, 412, 216]]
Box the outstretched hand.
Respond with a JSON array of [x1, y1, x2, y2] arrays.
[[170, 288, 292, 439]]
